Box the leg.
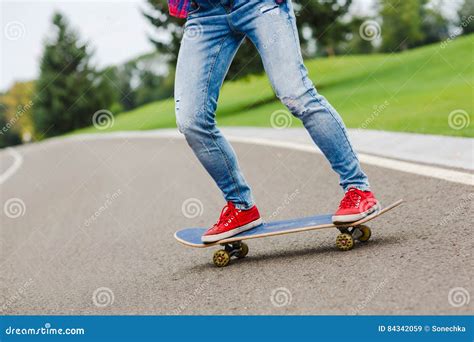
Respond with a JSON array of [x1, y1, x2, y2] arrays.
[[240, 0, 369, 191], [175, 10, 254, 209]]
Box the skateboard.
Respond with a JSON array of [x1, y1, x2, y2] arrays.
[[174, 199, 403, 267]]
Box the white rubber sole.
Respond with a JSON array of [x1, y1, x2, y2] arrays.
[[332, 203, 381, 224], [201, 218, 263, 243]]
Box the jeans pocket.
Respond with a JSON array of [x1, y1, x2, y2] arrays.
[[260, 0, 287, 14], [260, 4, 279, 14]]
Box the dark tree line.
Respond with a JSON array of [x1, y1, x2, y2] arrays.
[[143, 0, 355, 79]]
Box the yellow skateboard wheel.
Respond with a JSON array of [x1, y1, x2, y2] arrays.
[[358, 225, 371, 242], [213, 249, 231, 267], [336, 233, 354, 251], [237, 242, 249, 258]]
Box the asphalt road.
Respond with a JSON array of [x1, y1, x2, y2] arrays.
[[1, 135, 473, 315]]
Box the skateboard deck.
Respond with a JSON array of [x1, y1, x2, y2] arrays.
[[174, 199, 403, 267]]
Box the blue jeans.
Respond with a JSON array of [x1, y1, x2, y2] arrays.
[[175, 0, 370, 209]]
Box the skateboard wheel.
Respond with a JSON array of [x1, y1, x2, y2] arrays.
[[336, 233, 354, 251], [357, 225, 371, 242], [237, 242, 249, 258], [213, 249, 231, 267]]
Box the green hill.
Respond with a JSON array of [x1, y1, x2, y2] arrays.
[[75, 35, 473, 137]]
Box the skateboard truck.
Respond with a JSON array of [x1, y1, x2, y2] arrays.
[[213, 241, 249, 267]]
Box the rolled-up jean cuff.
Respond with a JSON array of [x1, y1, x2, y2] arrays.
[[233, 202, 254, 210], [344, 185, 371, 192]]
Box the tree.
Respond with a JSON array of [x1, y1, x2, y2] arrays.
[[131, 68, 176, 105], [458, 0, 474, 35], [102, 64, 135, 112], [293, 0, 353, 57], [33, 13, 115, 138], [418, 4, 450, 46], [102, 52, 175, 110], [142, 1, 183, 67], [379, 0, 426, 52], [142, 0, 264, 80], [341, 16, 377, 55], [0, 81, 35, 142], [0, 103, 22, 148], [143, 0, 353, 81]]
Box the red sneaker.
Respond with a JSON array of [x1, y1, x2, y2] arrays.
[[332, 188, 380, 224], [201, 202, 262, 243]]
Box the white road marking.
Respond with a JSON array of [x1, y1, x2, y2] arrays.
[[0, 148, 23, 185], [14, 131, 474, 186]]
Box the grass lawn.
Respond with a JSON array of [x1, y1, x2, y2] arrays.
[[75, 34, 473, 137]]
